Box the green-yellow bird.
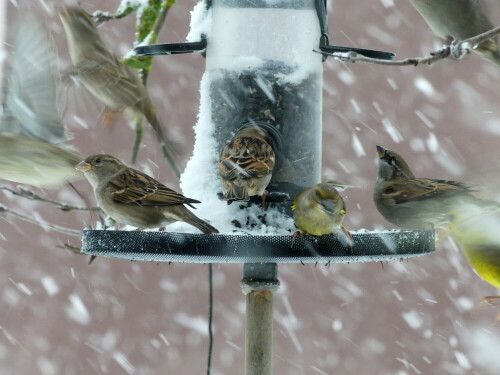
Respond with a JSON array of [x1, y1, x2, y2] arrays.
[[292, 182, 352, 245], [448, 207, 500, 290]]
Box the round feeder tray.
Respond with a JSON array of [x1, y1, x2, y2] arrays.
[[82, 230, 435, 263]]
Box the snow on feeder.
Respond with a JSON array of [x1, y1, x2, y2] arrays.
[[83, 0, 430, 263], [83, 1, 434, 374]]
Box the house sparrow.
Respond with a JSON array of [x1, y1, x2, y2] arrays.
[[218, 126, 275, 203], [0, 12, 82, 186], [410, 0, 500, 65], [76, 154, 218, 233], [291, 181, 352, 245], [373, 145, 499, 229], [59, 7, 180, 178]]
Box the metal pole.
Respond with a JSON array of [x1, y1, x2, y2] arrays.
[[240, 263, 280, 375]]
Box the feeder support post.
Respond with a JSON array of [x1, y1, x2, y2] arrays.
[[241, 263, 280, 375]]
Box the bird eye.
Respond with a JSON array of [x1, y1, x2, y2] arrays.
[[94, 157, 102, 166]]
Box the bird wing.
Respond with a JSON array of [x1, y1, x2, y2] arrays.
[[107, 168, 196, 206], [218, 137, 275, 181], [1, 12, 66, 144], [75, 55, 143, 108], [384, 178, 475, 204]]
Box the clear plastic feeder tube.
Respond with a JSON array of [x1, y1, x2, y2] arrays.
[[207, 0, 323, 204]]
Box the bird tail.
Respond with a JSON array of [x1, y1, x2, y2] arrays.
[[140, 94, 181, 179], [181, 208, 219, 234], [222, 183, 249, 201]]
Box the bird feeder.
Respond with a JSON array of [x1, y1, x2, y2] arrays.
[[83, 1, 435, 374]]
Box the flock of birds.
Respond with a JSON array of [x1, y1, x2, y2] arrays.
[[0, 2, 499, 295]]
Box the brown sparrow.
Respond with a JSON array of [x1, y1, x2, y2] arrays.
[[76, 154, 218, 233], [0, 12, 82, 186], [218, 126, 275, 203], [59, 7, 180, 177], [373, 145, 499, 229]]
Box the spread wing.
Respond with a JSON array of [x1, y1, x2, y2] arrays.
[[218, 137, 275, 181], [383, 178, 475, 204], [107, 168, 199, 207], [75, 54, 143, 108], [1, 12, 66, 144]]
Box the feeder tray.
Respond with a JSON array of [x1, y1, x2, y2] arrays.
[[81, 230, 435, 263]]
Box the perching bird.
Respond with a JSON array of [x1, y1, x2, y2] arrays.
[[292, 181, 352, 244], [373, 145, 499, 229], [59, 7, 180, 178], [218, 125, 275, 203], [76, 154, 218, 233], [0, 12, 82, 186], [410, 0, 500, 66], [448, 208, 500, 289]]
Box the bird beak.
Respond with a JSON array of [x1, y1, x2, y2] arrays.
[[75, 161, 92, 172], [376, 145, 386, 158]]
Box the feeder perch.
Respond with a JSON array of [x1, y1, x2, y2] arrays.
[[83, 1, 434, 374]]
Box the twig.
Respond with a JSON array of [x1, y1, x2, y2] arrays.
[[0, 186, 101, 212], [319, 25, 500, 67], [131, 116, 144, 165], [92, 1, 142, 27], [127, 0, 177, 170], [0, 205, 81, 237]]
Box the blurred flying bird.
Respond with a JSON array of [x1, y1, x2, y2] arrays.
[[449, 208, 500, 289], [448, 208, 500, 322], [0, 12, 82, 186], [76, 154, 218, 233], [373, 145, 500, 229], [218, 125, 275, 204], [410, 0, 500, 66], [59, 6, 180, 178], [292, 181, 352, 245]]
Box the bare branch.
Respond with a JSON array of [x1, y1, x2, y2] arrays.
[[319, 25, 500, 67], [0, 205, 82, 237], [0, 186, 101, 212]]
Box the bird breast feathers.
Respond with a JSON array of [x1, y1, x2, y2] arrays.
[[219, 137, 275, 180]]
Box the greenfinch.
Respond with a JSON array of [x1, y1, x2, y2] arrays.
[[448, 208, 500, 289], [292, 182, 352, 245]]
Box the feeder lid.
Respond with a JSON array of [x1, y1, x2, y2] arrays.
[[82, 230, 435, 263]]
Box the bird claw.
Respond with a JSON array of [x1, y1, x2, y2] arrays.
[[450, 40, 472, 60], [291, 230, 303, 246]]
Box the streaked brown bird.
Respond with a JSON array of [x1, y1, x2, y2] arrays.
[[0, 11, 82, 186], [59, 6, 180, 178], [218, 125, 275, 203], [373, 145, 499, 229], [410, 0, 500, 66], [76, 154, 218, 233]]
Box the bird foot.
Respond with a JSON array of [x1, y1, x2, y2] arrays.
[[476, 296, 500, 309], [101, 108, 123, 129], [450, 40, 472, 60], [291, 231, 303, 246], [261, 190, 269, 210]]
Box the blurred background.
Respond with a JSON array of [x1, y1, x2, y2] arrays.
[[1, 0, 499, 374]]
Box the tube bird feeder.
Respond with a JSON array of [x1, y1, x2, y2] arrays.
[[83, 1, 434, 374]]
